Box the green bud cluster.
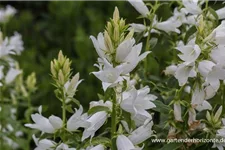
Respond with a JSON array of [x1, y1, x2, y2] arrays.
[[51, 50, 72, 86]]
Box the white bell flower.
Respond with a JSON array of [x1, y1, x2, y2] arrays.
[[0, 5, 17, 23], [25, 106, 62, 133], [176, 44, 201, 63], [182, 0, 202, 15], [0, 38, 13, 58], [198, 60, 215, 78], [32, 134, 56, 150], [90, 100, 112, 111], [121, 48, 150, 74], [90, 33, 109, 60], [210, 46, 225, 66], [115, 38, 136, 63], [5, 67, 21, 84], [56, 143, 76, 150], [0, 66, 4, 80], [195, 100, 212, 112], [173, 102, 183, 122], [9, 32, 24, 55], [127, 0, 149, 17], [67, 105, 90, 132], [216, 6, 225, 20], [175, 62, 196, 86], [154, 17, 182, 33], [191, 86, 205, 107], [86, 144, 104, 150], [120, 86, 156, 118], [92, 59, 124, 91], [164, 64, 177, 75], [128, 120, 153, 144], [82, 111, 108, 141], [206, 65, 225, 91], [116, 135, 142, 150], [129, 23, 146, 33], [64, 73, 83, 98], [206, 21, 225, 45]]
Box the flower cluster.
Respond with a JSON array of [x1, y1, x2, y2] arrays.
[[0, 5, 37, 149], [128, 0, 225, 149], [25, 7, 157, 150]]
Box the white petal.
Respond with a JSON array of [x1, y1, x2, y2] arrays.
[[128, 0, 149, 17], [49, 115, 63, 130]]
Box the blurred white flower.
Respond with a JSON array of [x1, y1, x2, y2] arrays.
[[5, 67, 21, 84], [9, 32, 24, 55], [182, 0, 202, 15], [0, 5, 16, 23], [216, 6, 225, 20], [129, 23, 146, 33], [127, 0, 149, 17], [32, 134, 56, 150]]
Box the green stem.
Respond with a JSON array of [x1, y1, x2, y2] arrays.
[[0, 86, 3, 149], [222, 83, 225, 114], [62, 96, 66, 126], [144, 31, 151, 73], [111, 90, 117, 150]]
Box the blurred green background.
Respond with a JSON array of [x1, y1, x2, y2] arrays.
[[0, 1, 223, 117]]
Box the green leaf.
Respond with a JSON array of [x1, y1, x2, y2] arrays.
[[83, 137, 111, 148], [121, 110, 135, 130], [184, 25, 197, 44], [152, 100, 170, 114], [71, 98, 80, 106], [65, 104, 74, 113], [160, 143, 182, 150], [88, 106, 110, 115]]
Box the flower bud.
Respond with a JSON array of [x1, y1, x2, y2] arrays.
[[26, 72, 36, 92], [104, 30, 114, 52], [58, 69, 65, 85], [113, 7, 120, 24]]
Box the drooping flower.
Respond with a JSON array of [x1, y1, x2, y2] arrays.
[[116, 135, 142, 150], [173, 102, 183, 122], [128, 120, 153, 144]]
